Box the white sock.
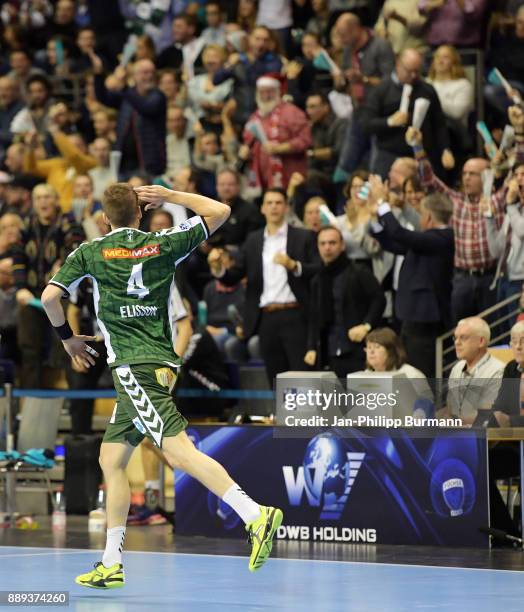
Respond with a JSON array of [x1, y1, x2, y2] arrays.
[[145, 480, 160, 490], [102, 526, 126, 567], [222, 484, 261, 525]]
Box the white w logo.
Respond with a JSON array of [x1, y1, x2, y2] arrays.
[[116, 366, 164, 446]]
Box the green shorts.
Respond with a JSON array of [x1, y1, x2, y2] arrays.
[[104, 364, 187, 448]]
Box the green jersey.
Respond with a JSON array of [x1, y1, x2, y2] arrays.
[[50, 216, 208, 368]]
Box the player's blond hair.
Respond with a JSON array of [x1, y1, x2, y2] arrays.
[[102, 183, 139, 228]]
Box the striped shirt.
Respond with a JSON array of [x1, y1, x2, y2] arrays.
[[417, 142, 524, 270]]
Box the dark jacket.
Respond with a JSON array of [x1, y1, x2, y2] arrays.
[[307, 259, 386, 358], [309, 113, 348, 178], [94, 75, 166, 176], [219, 225, 320, 338], [359, 75, 449, 167], [491, 360, 524, 427], [155, 45, 183, 71], [0, 99, 24, 153], [209, 197, 264, 247], [13, 213, 84, 296], [372, 211, 454, 325]]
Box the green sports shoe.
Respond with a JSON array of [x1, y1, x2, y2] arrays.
[[246, 505, 283, 572], [75, 561, 125, 589]]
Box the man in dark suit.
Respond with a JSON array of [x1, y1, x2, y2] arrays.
[[369, 180, 454, 378], [208, 189, 320, 383], [305, 226, 386, 377], [359, 48, 452, 178]]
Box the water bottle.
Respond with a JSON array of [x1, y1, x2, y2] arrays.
[[88, 485, 107, 533], [52, 487, 66, 531]]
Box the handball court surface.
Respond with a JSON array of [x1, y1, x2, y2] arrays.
[[1, 517, 524, 611]]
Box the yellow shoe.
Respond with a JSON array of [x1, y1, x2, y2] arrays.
[[246, 506, 283, 572], [75, 561, 125, 589]]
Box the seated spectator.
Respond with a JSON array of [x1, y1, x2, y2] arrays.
[[369, 179, 454, 378], [490, 320, 524, 427], [486, 318, 524, 535], [427, 45, 474, 160], [418, 0, 489, 49], [364, 327, 431, 391], [304, 225, 385, 377], [187, 45, 233, 135], [443, 317, 504, 425], [93, 56, 167, 179], [375, 0, 428, 54], [22, 103, 97, 212], [360, 48, 452, 178], [193, 130, 227, 176], [336, 170, 380, 265], [242, 76, 311, 191]]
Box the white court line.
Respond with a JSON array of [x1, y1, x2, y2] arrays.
[[0, 550, 94, 558], [0, 545, 523, 575]]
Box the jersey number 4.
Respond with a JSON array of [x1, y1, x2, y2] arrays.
[[127, 263, 150, 299]]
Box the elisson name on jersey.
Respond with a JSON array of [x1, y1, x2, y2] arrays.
[[120, 305, 159, 318], [103, 244, 160, 259]]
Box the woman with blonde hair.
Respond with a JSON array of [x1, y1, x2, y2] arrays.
[[336, 170, 380, 268], [427, 45, 474, 164], [427, 45, 473, 125], [135, 35, 156, 63]]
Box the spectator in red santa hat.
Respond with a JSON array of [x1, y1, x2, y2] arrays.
[[241, 74, 311, 193]]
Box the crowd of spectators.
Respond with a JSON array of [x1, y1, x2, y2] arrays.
[[3, 0, 524, 413]]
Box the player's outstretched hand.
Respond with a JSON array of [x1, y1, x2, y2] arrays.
[[62, 335, 99, 368], [134, 185, 173, 210]]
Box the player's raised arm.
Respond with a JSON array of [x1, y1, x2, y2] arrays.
[[41, 283, 99, 369], [134, 185, 230, 235]]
